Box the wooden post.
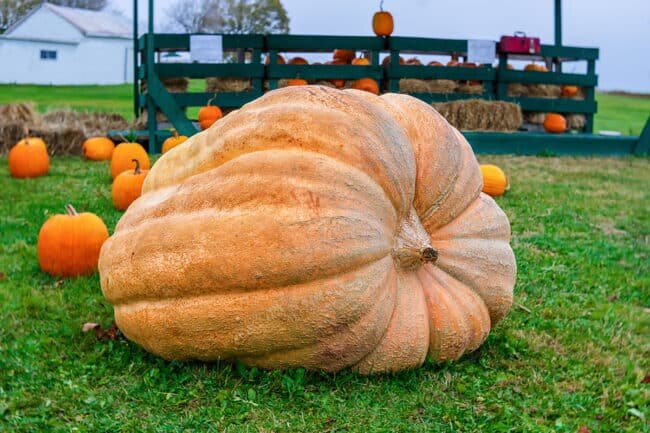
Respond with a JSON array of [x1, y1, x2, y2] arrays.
[[146, 0, 156, 152], [554, 0, 562, 72]]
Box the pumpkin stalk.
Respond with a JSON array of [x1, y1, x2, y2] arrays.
[[132, 159, 141, 174], [64, 204, 78, 216], [421, 247, 438, 263], [379, 0, 384, 11]]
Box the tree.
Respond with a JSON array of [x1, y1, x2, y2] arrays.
[[167, 0, 290, 34], [1, 0, 106, 33]]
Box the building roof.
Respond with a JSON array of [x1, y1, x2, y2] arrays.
[[5, 2, 132, 39]]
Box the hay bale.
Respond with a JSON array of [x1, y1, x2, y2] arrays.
[[0, 103, 39, 124], [399, 79, 456, 94], [38, 125, 86, 156], [41, 110, 128, 137], [507, 83, 529, 97], [428, 79, 456, 93], [456, 83, 484, 94], [141, 77, 189, 123], [527, 84, 561, 98], [206, 77, 251, 93], [432, 99, 522, 132], [524, 112, 546, 125], [566, 114, 586, 130]]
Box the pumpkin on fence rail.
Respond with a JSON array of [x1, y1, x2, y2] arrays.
[[99, 85, 516, 375], [372, 0, 394, 37], [543, 113, 567, 133]]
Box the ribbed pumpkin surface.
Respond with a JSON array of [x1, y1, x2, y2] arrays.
[[98, 86, 516, 374]]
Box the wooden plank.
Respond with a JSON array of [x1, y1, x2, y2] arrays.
[[266, 64, 383, 80], [408, 93, 487, 103], [266, 35, 385, 51], [389, 65, 495, 80], [463, 131, 637, 155], [151, 33, 265, 50], [147, 74, 199, 137], [498, 70, 597, 86], [389, 37, 467, 53], [155, 63, 264, 78], [539, 45, 599, 60], [173, 91, 263, 108], [501, 96, 597, 113], [633, 118, 650, 155]]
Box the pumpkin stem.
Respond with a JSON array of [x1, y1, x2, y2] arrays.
[[379, 0, 384, 11], [207, 94, 217, 107], [171, 128, 178, 138], [64, 204, 78, 216], [132, 159, 141, 174], [421, 247, 438, 263]]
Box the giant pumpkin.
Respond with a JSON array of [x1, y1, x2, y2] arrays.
[[98, 86, 516, 374]]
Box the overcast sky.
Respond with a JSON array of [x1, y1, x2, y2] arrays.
[[111, 0, 650, 92]]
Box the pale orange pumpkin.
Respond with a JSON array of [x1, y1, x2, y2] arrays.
[[38, 204, 109, 277], [352, 78, 380, 94], [112, 159, 149, 211], [8, 134, 49, 178], [162, 130, 188, 154], [198, 103, 223, 130], [543, 113, 567, 133], [110, 141, 150, 179], [372, 1, 394, 37], [405, 58, 422, 66], [480, 164, 509, 197], [427, 61, 444, 67], [83, 137, 115, 161], [99, 86, 516, 374], [524, 63, 548, 72]]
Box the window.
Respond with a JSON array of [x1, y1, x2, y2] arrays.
[[40, 50, 57, 60]]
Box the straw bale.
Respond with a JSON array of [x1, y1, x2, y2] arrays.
[[432, 99, 522, 132]]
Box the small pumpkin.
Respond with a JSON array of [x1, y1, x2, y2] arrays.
[[352, 78, 380, 94], [405, 58, 422, 66], [543, 113, 567, 133], [480, 164, 509, 197], [381, 56, 405, 66], [372, 1, 394, 37], [287, 78, 308, 86], [446, 60, 459, 67], [333, 49, 356, 64], [38, 204, 109, 277], [288, 57, 309, 65], [8, 133, 49, 178], [110, 140, 150, 179], [112, 159, 149, 211], [524, 62, 548, 72], [561, 85, 579, 97], [162, 130, 188, 154], [351, 57, 371, 66], [264, 54, 286, 65], [427, 61, 444, 67], [83, 137, 115, 161], [198, 101, 223, 130]]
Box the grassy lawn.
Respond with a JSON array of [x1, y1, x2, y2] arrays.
[[1, 155, 648, 432], [1, 83, 648, 135]]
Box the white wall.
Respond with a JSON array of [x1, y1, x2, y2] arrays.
[[0, 37, 133, 84], [7, 6, 82, 43]]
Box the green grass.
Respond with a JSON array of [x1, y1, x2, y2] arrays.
[[1, 83, 648, 135], [0, 156, 648, 432]]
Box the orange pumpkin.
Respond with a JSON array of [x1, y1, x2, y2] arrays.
[[264, 54, 286, 65], [561, 85, 579, 97], [480, 164, 509, 197], [447, 60, 459, 67], [110, 141, 150, 179], [427, 61, 444, 67], [351, 57, 371, 66], [333, 49, 356, 64], [543, 113, 567, 133], [288, 57, 309, 65], [82, 137, 115, 161], [162, 130, 188, 154], [372, 2, 394, 37], [8, 135, 49, 178], [405, 58, 422, 66], [38, 204, 109, 277], [382, 56, 405, 66], [287, 78, 308, 86], [99, 86, 516, 374], [352, 78, 380, 94], [112, 159, 149, 211], [524, 63, 548, 72], [198, 104, 223, 130]]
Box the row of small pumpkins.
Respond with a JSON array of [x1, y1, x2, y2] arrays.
[[8, 121, 508, 278]]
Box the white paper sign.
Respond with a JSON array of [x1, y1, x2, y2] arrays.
[[467, 39, 496, 64], [190, 35, 223, 63]]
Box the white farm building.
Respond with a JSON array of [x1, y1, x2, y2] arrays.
[[0, 3, 133, 85]]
